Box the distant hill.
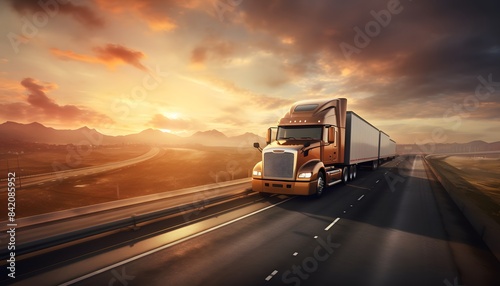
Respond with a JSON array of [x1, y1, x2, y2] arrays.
[[0, 121, 265, 147], [0, 121, 115, 145], [114, 128, 182, 145]]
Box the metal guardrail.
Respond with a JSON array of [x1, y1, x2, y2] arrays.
[[1, 178, 251, 229], [0, 178, 253, 258], [424, 154, 500, 262]]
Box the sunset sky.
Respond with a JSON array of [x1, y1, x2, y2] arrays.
[[1, 0, 499, 144]]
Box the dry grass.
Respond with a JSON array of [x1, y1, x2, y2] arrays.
[[0, 145, 261, 218], [428, 155, 500, 224], [0, 145, 150, 175], [444, 156, 500, 205]]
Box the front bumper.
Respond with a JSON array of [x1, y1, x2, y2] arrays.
[[251, 178, 317, 196]]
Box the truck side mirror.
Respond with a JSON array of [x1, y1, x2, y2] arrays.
[[253, 142, 262, 152], [328, 127, 335, 144]]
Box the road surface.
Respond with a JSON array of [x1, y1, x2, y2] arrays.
[[6, 155, 500, 285], [1, 178, 252, 254]]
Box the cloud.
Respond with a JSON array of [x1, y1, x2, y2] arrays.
[[236, 0, 500, 118], [8, 0, 104, 28], [94, 0, 203, 31], [0, 102, 34, 122], [205, 77, 294, 110], [0, 78, 113, 126], [93, 44, 147, 71], [148, 114, 199, 130], [51, 44, 147, 71], [190, 36, 235, 67]]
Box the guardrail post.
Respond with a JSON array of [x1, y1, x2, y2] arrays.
[[131, 214, 140, 231]]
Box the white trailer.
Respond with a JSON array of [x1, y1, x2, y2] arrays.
[[344, 111, 380, 167], [379, 131, 396, 160]]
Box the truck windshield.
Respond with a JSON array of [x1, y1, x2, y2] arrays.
[[277, 126, 322, 140]]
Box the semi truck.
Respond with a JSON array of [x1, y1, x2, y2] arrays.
[[252, 98, 396, 197]]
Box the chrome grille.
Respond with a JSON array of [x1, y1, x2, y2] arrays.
[[263, 152, 294, 179]]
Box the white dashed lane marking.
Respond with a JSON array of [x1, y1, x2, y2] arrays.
[[265, 270, 278, 281], [325, 217, 340, 231]]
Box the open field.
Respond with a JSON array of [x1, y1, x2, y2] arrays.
[[445, 155, 500, 204], [0, 144, 151, 176], [428, 154, 500, 224], [0, 145, 261, 218]]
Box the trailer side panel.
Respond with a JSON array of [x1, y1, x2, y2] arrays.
[[379, 131, 396, 159], [345, 111, 380, 165]]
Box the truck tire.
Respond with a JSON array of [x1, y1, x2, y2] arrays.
[[342, 166, 349, 183], [372, 160, 378, 170], [351, 165, 357, 180], [315, 172, 325, 198]]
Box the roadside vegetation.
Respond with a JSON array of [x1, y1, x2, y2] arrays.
[[428, 155, 500, 224]]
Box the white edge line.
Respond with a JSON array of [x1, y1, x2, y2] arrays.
[[357, 195, 364, 201], [60, 197, 295, 286], [325, 217, 340, 231]]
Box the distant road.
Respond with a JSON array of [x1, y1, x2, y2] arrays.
[[12, 155, 500, 285], [0, 147, 160, 189]]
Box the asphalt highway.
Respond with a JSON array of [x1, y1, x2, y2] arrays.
[[2, 178, 252, 254], [7, 155, 500, 285]]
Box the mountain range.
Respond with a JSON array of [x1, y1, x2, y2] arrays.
[[0, 121, 266, 147], [1, 121, 499, 152]]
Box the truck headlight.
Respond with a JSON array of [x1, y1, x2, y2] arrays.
[[252, 170, 262, 176], [298, 172, 312, 179]]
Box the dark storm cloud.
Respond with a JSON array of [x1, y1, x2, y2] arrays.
[[237, 0, 500, 119]]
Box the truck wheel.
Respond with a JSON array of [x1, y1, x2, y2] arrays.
[[315, 172, 325, 198], [342, 166, 348, 183], [352, 165, 357, 179], [349, 165, 354, 181], [372, 160, 378, 170]]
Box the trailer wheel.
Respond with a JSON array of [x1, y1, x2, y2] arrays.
[[372, 160, 378, 170], [315, 172, 325, 198], [352, 165, 357, 180], [342, 166, 349, 183]]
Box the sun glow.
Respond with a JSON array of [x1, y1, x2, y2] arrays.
[[163, 112, 180, 119]]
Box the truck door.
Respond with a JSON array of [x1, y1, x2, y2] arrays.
[[323, 126, 338, 164]]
